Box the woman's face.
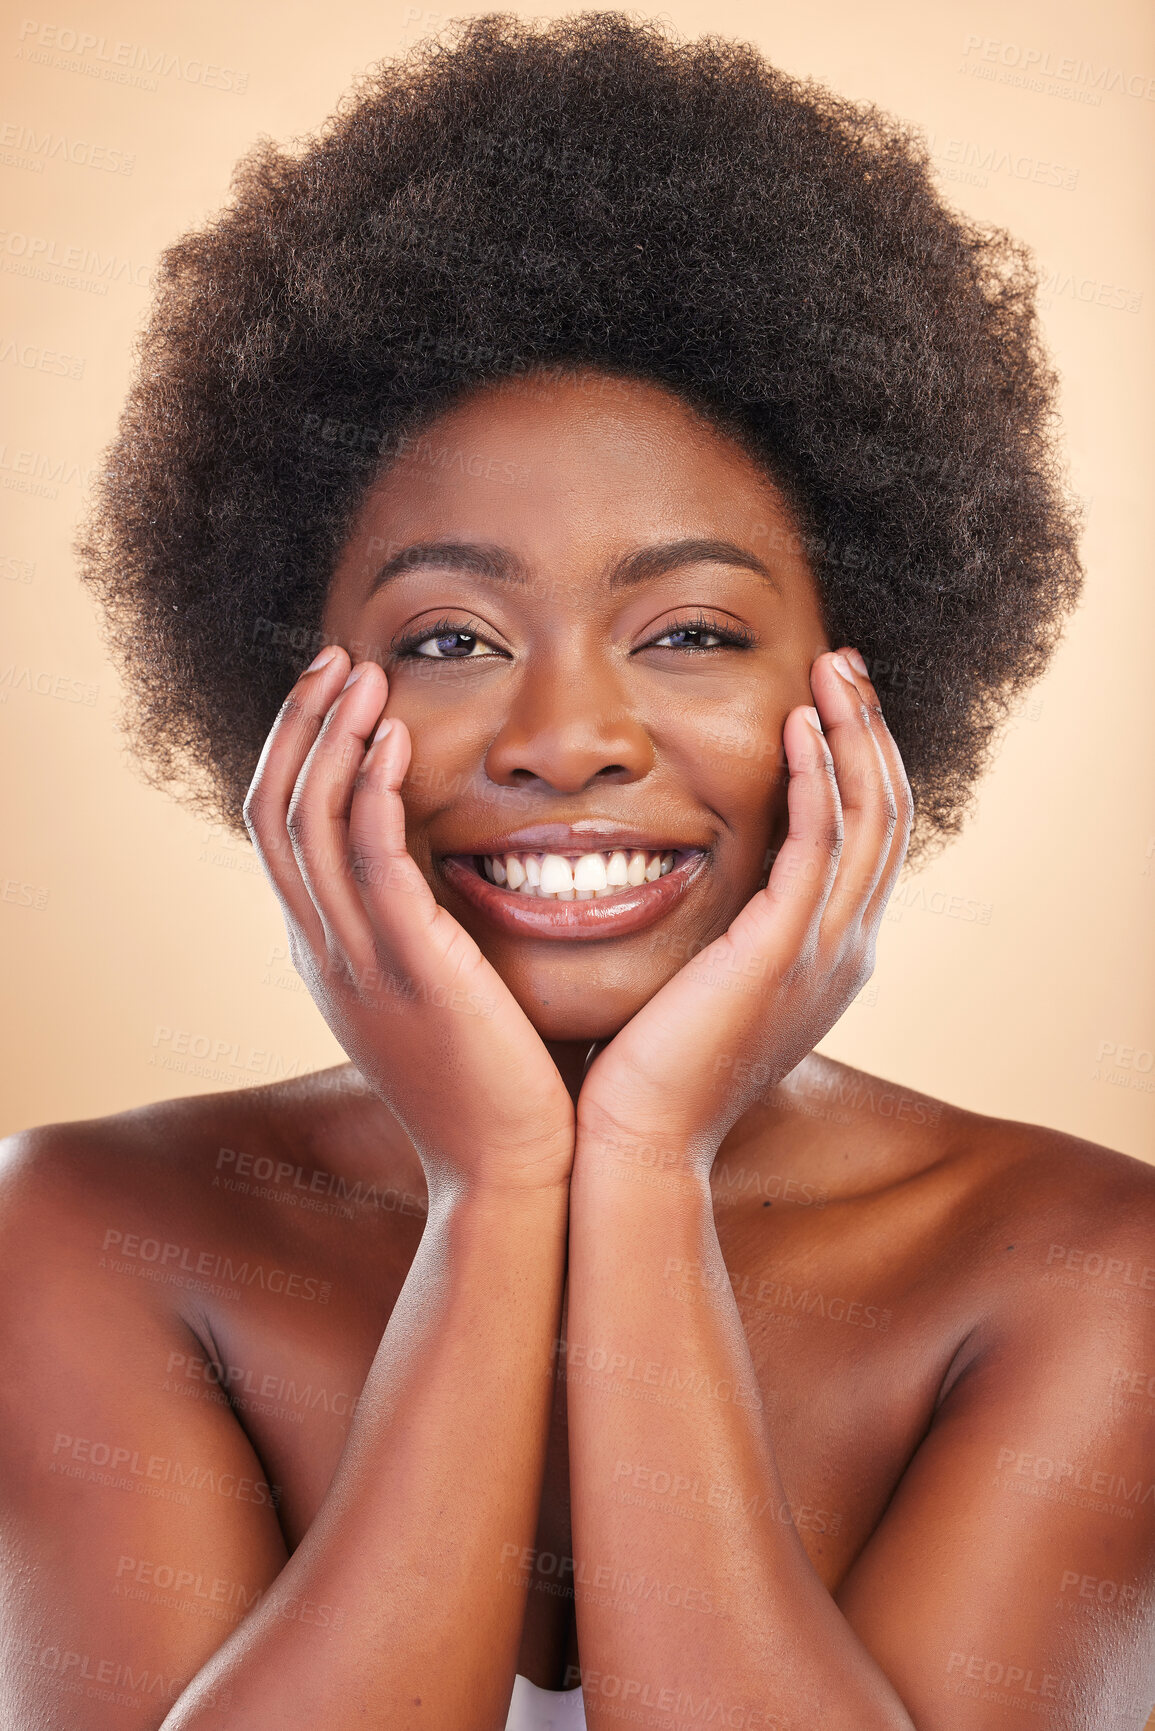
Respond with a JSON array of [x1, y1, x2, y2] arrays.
[[321, 367, 830, 1043]]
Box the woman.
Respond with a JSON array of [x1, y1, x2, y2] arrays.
[[2, 11, 1152, 1728]]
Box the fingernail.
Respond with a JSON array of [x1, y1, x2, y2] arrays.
[[371, 717, 393, 745], [341, 665, 366, 690], [305, 646, 339, 672], [846, 647, 869, 676], [803, 706, 823, 732], [831, 652, 856, 683]]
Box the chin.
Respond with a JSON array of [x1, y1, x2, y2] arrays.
[[501, 965, 657, 1045], [529, 1009, 631, 1044]]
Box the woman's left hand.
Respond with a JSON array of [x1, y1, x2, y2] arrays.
[[575, 647, 913, 1179]]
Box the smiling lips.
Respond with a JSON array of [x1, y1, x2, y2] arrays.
[[438, 838, 707, 938]]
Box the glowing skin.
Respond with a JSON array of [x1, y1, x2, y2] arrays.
[[320, 368, 831, 1050], [4, 365, 1153, 1731]]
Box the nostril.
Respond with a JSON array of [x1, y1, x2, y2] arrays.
[[506, 763, 632, 786]]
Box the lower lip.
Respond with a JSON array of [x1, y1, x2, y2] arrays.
[[438, 852, 708, 940]]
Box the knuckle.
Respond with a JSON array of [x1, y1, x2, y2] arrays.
[[286, 925, 311, 980], [849, 957, 874, 1001], [820, 816, 844, 859], [279, 690, 316, 735], [320, 943, 357, 995], [836, 940, 874, 999], [284, 793, 307, 844], [348, 842, 380, 890], [242, 784, 268, 834]]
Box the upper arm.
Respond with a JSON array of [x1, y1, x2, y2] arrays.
[[0, 1130, 290, 1730], [834, 1213, 1155, 1731]]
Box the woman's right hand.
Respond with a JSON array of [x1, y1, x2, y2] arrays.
[[243, 646, 576, 1200]]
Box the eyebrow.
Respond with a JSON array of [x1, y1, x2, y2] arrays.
[[364, 537, 780, 600]]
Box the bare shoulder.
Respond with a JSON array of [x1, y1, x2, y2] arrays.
[[0, 1080, 285, 1266], [0, 1064, 427, 1406], [0, 1103, 294, 1730], [935, 1090, 1155, 1282], [863, 1072, 1155, 1395], [0, 1063, 424, 1255], [829, 1082, 1155, 1724], [763, 1051, 1155, 1343], [0, 1085, 272, 1364]]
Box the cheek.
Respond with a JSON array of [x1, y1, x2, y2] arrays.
[[680, 708, 789, 827], [393, 693, 534, 834], [389, 689, 484, 817], [387, 662, 494, 743]]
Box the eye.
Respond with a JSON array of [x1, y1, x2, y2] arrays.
[[392, 618, 506, 661], [640, 613, 756, 652]]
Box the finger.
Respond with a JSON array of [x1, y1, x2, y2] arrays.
[[809, 648, 898, 931], [837, 648, 914, 927], [285, 660, 396, 971], [243, 645, 352, 952], [346, 714, 458, 979], [728, 702, 843, 972]]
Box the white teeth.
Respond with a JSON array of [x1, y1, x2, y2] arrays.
[[572, 853, 608, 894], [606, 850, 629, 887], [476, 847, 684, 898], [539, 854, 575, 897]]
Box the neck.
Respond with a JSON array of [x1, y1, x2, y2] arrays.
[[543, 1039, 604, 1107]]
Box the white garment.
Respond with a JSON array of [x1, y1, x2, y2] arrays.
[[504, 1671, 587, 1730]]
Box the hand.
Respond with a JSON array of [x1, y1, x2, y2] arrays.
[[243, 648, 576, 1200], [575, 647, 912, 1180]]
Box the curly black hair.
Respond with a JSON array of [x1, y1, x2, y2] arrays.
[[76, 9, 1083, 864]]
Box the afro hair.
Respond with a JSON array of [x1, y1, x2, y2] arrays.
[[76, 9, 1083, 864]]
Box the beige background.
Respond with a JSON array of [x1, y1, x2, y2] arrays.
[[1, 0, 1152, 1164]]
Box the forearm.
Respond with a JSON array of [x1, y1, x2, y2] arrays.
[[565, 1141, 914, 1731], [164, 1181, 570, 1731]]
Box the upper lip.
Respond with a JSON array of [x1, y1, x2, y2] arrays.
[[439, 823, 710, 857]]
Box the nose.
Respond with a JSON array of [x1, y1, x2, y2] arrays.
[[483, 660, 654, 794]]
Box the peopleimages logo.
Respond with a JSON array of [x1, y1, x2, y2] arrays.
[[15, 19, 249, 94], [923, 131, 1079, 192], [0, 121, 135, 174], [0, 230, 154, 292], [100, 1228, 333, 1306], [961, 33, 1155, 101]]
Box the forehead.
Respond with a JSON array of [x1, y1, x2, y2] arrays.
[[352, 368, 794, 545]]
